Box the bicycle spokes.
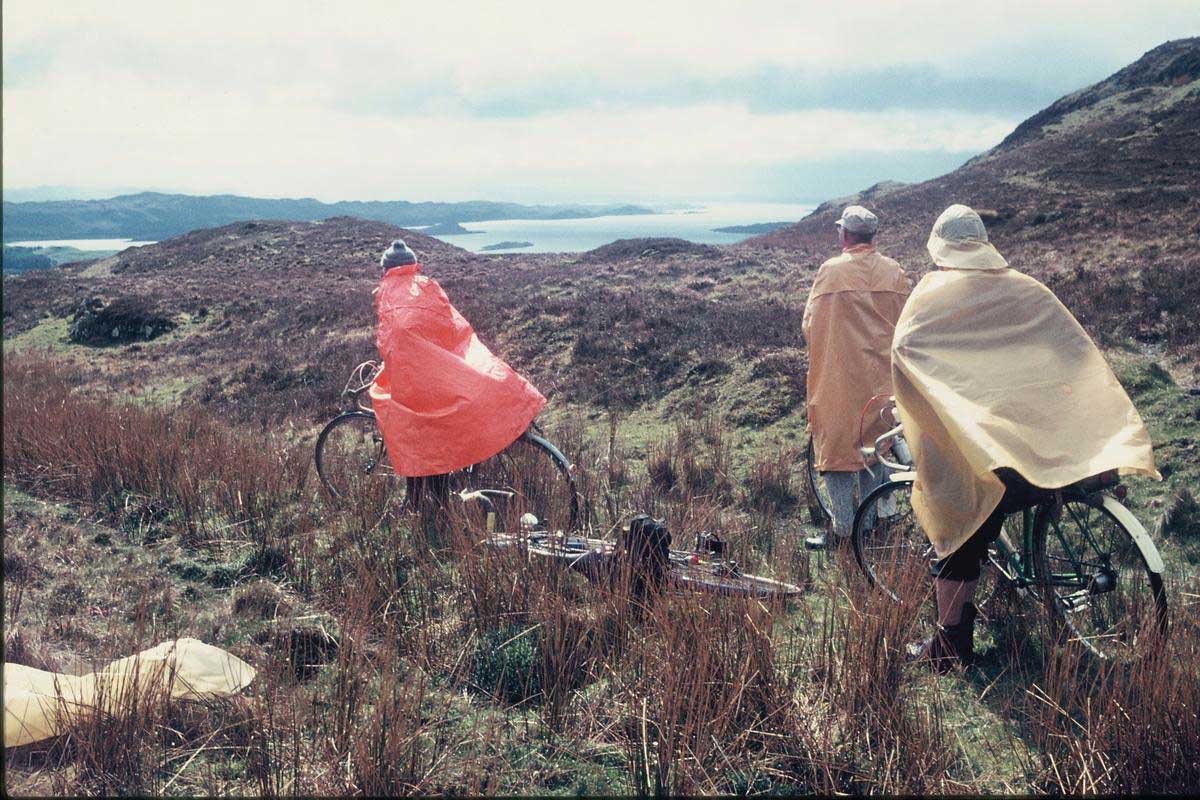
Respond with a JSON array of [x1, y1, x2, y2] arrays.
[[1038, 497, 1166, 659]]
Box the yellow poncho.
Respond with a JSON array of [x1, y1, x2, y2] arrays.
[[891, 267, 1159, 557], [803, 245, 910, 471], [4, 639, 255, 748]]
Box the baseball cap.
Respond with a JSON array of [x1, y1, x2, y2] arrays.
[[835, 205, 879, 235]]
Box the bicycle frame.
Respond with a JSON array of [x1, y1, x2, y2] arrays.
[[988, 507, 1040, 587]]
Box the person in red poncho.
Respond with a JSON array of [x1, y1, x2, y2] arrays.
[[368, 240, 546, 497]]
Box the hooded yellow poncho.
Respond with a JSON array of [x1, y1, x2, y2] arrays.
[[891, 206, 1158, 557]]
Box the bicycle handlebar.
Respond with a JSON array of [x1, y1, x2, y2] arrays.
[[872, 424, 908, 471], [342, 361, 383, 396]]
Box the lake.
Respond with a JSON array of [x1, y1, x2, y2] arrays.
[[6, 238, 157, 250], [429, 201, 814, 253], [5, 202, 815, 257]]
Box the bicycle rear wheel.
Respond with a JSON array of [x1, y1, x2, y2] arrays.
[[851, 477, 934, 607], [804, 436, 835, 527], [314, 411, 403, 523], [453, 431, 579, 533], [1034, 496, 1168, 659]]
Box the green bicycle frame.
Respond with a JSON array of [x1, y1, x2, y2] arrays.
[[990, 492, 1110, 591], [990, 506, 1041, 587]]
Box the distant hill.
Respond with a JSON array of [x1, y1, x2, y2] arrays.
[[751, 37, 1200, 355], [1, 192, 652, 242], [711, 221, 796, 235], [753, 38, 1199, 268]]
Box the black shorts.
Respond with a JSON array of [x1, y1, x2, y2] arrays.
[[932, 469, 1050, 581]]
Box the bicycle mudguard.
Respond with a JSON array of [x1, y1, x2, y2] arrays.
[[1100, 495, 1165, 574], [522, 431, 572, 471]]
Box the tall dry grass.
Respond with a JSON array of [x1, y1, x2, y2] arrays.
[[1025, 577, 1200, 794], [2, 354, 312, 552], [4, 350, 1198, 795]]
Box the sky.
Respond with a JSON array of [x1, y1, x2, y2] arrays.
[[3, 1, 1198, 204]]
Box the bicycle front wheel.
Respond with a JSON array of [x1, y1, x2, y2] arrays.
[[314, 411, 403, 522], [851, 477, 935, 606], [804, 436, 835, 527], [1034, 496, 1168, 659]]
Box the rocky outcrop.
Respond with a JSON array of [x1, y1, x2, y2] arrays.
[[69, 295, 176, 345]]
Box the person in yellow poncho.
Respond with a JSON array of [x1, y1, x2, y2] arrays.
[[891, 205, 1158, 671], [802, 206, 910, 550]]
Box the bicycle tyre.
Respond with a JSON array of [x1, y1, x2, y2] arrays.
[[851, 477, 934, 605], [314, 411, 403, 521], [1033, 495, 1168, 659], [453, 430, 580, 533], [804, 436, 835, 527], [669, 561, 802, 600]]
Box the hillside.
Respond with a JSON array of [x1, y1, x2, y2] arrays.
[[1, 192, 652, 242], [3, 215, 808, 435], [752, 37, 1200, 359]]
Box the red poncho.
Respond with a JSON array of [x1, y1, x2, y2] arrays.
[[368, 263, 546, 476]]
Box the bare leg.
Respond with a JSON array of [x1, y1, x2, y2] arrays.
[[935, 577, 977, 626]]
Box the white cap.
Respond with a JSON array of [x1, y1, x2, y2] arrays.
[[835, 205, 879, 235], [926, 204, 1008, 271]]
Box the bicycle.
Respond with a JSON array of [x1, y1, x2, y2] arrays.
[[485, 522, 802, 601], [314, 361, 580, 532], [804, 394, 912, 527], [850, 420, 1168, 660]]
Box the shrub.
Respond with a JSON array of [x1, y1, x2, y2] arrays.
[[471, 624, 544, 705]]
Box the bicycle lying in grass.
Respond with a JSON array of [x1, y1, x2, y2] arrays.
[[315, 361, 579, 531], [850, 410, 1169, 660], [485, 516, 803, 601]]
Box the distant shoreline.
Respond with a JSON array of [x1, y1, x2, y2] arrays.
[[711, 221, 795, 234], [1, 191, 655, 242]]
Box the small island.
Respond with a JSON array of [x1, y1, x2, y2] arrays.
[[481, 241, 534, 251], [712, 221, 795, 234], [422, 220, 482, 235]]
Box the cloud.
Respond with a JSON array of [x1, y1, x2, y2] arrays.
[[3, 0, 1198, 201], [358, 64, 1065, 119]]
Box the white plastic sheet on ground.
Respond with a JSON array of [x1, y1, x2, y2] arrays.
[[4, 638, 255, 748]]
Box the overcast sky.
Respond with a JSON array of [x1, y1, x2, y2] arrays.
[[3, 1, 1197, 204]]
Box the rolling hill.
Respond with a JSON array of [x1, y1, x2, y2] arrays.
[[751, 37, 1200, 357], [1, 192, 652, 242]]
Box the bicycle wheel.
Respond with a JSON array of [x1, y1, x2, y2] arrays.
[[804, 436, 835, 526], [453, 431, 579, 533], [314, 411, 403, 522], [669, 559, 802, 600], [851, 477, 934, 606], [1034, 496, 1168, 659]]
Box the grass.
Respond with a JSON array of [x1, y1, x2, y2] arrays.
[[4, 346, 1198, 795], [4, 317, 72, 354]]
